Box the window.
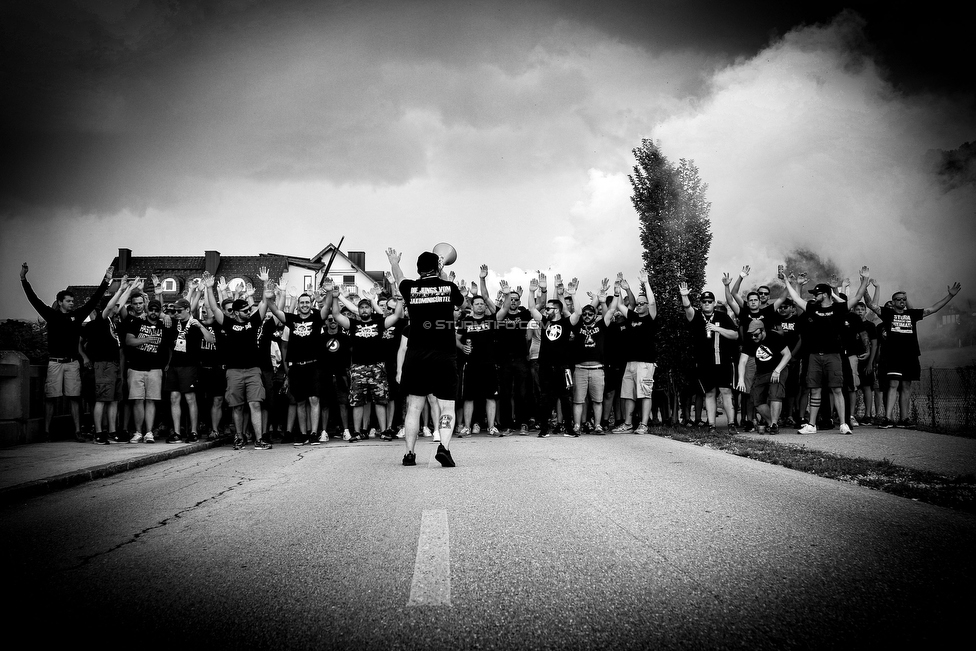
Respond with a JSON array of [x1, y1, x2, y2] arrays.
[[343, 275, 355, 285], [161, 277, 179, 293], [304, 275, 313, 291]]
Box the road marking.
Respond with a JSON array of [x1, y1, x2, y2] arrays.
[[407, 509, 451, 607]]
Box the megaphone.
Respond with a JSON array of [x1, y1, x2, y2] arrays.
[[432, 242, 457, 266]]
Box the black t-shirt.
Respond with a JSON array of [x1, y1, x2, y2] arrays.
[[539, 317, 573, 367], [603, 318, 627, 366], [199, 322, 221, 368], [285, 312, 325, 364], [620, 311, 657, 363], [81, 314, 120, 363], [880, 307, 924, 357], [399, 276, 464, 354], [457, 314, 497, 363], [348, 314, 386, 365], [802, 300, 848, 354], [841, 312, 867, 356], [773, 313, 803, 354], [122, 316, 175, 371], [258, 317, 285, 372], [573, 317, 608, 365], [686, 309, 738, 365], [321, 329, 352, 375], [739, 305, 780, 348], [170, 319, 204, 367], [222, 313, 264, 370], [742, 331, 789, 375], [496, 307, 532, 359]]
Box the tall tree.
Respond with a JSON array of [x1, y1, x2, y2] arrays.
[[629, 139, 712, 415]]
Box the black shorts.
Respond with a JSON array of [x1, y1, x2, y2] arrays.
[[401, 349, 458, 402], [287, 362, 323, 402], [881, 348, 921, 383], [165, 365, 199, 395], [696, 360, 735, 392], [200, 366, 226, 400], [461, 360, 499, 400], [604, 363, 624, 400], [751, 370, 787, 405]]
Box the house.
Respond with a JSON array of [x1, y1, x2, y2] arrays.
[[66, 245, 391, 310]]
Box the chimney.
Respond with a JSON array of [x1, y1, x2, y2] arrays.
[[205, 250, 221, 275], [118, 248, 131, 276], [348, 251, 365, 270]]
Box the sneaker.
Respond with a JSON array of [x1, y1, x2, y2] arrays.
[[768, 423, 778, 435], [368, 428, 378, 439], [611, 423, 633, 433], [895, 419, 911, 429], [396, 427, 405, 439], [593, 424, 605, 435], [233, 437, 245, 450], [708, 426, 717, 435], [457, 426, 470, 438], [537, 430, 550, 438], [421, 426, 432, 438], [94, 434, 110, 445], [381, 429, 395, 441], [839, 423, 852, 435], [312, 431, 328, 445], [565, 424, 581, 437], [744, 421, 756, 433], [144, 432, 155, 444], [112, 431, 127, 442], [433, 431, 441, 442], [434, 444, 456, 467], [520, 424, 529, 435], [728, 425, 738, 435], [878, 417, 894, 429], [254, 440, 272, 450], [402, 451, 417, 466], [166, 432, 183, 444], [850, 417, 860, 427], [471, 423, 481, 435], [187, 431, 200, 443], [488, 426, 502, 437], [294, 436, 311, 447], [797, 424, 817, 435], [635, 424, 648, 435], [348, 432, 361, 442], [342, 430, 352, 441]]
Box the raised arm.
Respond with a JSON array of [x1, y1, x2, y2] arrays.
[[202, 273, 224, 325], [729, 266, 749, 309], [723, 272, 741, 316], [845, 266, 870, 309], [783, 274, 807, 313], [479, 265, 496, 314], [387, 248, 405, 286], [923, 282, 962, 317], [679, 282, 695, 322]]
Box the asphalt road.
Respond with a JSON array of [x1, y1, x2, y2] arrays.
[[4, 434, 975, 649]]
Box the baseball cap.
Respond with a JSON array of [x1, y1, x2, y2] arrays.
[[812, 283, 832, 295], [175, 298, 190, 309], [231, 299, 249, 311], [417, 251, 440, 274], [582, 305, 596, 314], [147, 299, 162, 311], [700, 291, 715, 301]]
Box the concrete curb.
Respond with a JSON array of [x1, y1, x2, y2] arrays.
[[0, 439, 224, 506]]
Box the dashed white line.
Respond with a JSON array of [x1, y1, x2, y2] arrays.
[[407, 509, 451, 607]]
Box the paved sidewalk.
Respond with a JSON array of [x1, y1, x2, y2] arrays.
[[2, 424, 974, 506], [738, 423, 976, 477]]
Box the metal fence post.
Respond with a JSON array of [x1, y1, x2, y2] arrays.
[[929, 367, 936, 430]]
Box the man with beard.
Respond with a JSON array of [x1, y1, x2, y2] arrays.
[[680, 283, 739, 434], [566, 278, 618, 435], [526, 273, 575, 438], [203, 268, 279, 450], [321, 309, 354, 440], [736, 320, 792, 434], [123, 298, 176, 443], [333, 285, 402, 440], [784, 267, 871, 435], [457, 265, 501, 436], [612, 272, 658, 434], [772, 297, 804, 426], [866, 281, 962, 428], [390, 248, 464, 466], [165, 297, 214, 443], [269, 289, 330, 445], [197, 302, 226, 439]]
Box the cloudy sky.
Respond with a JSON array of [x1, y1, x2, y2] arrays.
[[2, 0, 973, 320]]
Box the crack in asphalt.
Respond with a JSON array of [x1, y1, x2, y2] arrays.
[[68, 475, 255, 570]]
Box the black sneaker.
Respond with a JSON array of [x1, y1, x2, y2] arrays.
[[537, 430, 550, 438], [111, 430, 127, 442], [895, 419, 911, 428], [879, 417, 894, 429], [743, 421, 756, 433], [166, 433, 183, 444], [187, 431, 199, 443], [294, 437, 311, 447], [94, 434, 110, 445], [348, 432, 361, 442], [381, 429, 395, 441], [768, 423, 778, 435], [728, 425, 738, 435], [254, 440, 272, 450], [402, 451, 417, 466], [233, 437, 245, 450], [434, 444, 455, 467]]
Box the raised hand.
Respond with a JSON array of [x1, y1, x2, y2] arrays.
[[740, 265, 751, 278], [459, 282, 469, 297], [104, 266, 114, 283], [678, 281, 690, 296], [949, 282, 962, 296], [637, 269, 648, 285], [480, 264, 489, 279], [322, 277, 335, 292], [515, 285, 523, 297], [538, 272, 547, 290], [362, 286, 375, 300], [257, 267, 270, 282], [797, 272, 808, 286], [448, 271, 456, 283], [386, 248, 401, 264], [151, 274, 161, 288], [217, 276, 228, 292], [245, 281, 255, 296], [600, 278, 611, 295], [858, 266, 870, 281], [777, 264, 785, 280], [619, 277, 630, 291], [722, 272, 732, 286], [566, 278, 578, 296], [202, 272, 214, 288], [469, 281, 478, 296], [20, 262, 28, 280], [499, 279, 510, 293], [384, 271, 395, 286], [529, 278, 539, 293]]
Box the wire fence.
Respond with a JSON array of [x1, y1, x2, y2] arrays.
[[855, 366, 976, 436]]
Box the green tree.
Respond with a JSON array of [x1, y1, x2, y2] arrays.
[[629, 139, 712, 416], [0, 319, 48, 363]]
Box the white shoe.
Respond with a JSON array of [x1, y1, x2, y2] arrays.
[[342, 429, 352, 441], [368, 428, 377, 439], [313, 432, 328, 445], [797, 424, 817, 434], [850, 417, 859, 427], [433, 432, 441, 442], [471, 423, 481, 434], [129, 432, 144, 444], [839, 423, 853, 435], [144, 432, 155, 443], [422, 426, 432, 437], [396, 427, 405, 439]]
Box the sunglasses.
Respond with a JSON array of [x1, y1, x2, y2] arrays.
[[701, 300, 714, 304], [758, 292, 770, 296]]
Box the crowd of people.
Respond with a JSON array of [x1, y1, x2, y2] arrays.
[[19, 251, 961, 466]]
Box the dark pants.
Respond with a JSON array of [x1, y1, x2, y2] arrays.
[[496, 356, 531, 428], [538, 363, 573, 432]]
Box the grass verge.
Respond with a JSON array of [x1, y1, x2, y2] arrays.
[[654, 426, 976, 514]]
